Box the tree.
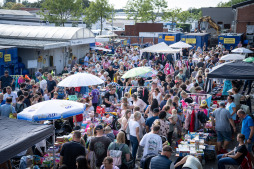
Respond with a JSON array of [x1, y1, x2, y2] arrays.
[[3, 2, 15, 9], [82, 0, 90, 8], [22, 0, 45, 8], [11, 3, 24, 10], [162, 8, 182, 29], [125, 0, 167, 23], [5, 0, 15, 3], [40, 0, 83, 26], [178, 10, 191, 23], [217, 0, 248, 7], [124, 0, 141, 23], [84, 0, 113, 33], [187, 8, 202, 20]]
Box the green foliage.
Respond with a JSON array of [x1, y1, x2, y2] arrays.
[[178, 10, 191, 23], [217, 0, 248, 7], [176, 23, 191, 32], [124, 0, 140, 22], [82, 0, 90, 8], [40, 0, 83, 26], [187, 8, 202, 20], [5, 0, 16, 3], [162, 8, 182, 24], [11, 3, 25, 10], [22, 0, 45, 8], [125, 0, 167, 23], [83, 0, 114, 33], [3, 2, 16, 9]]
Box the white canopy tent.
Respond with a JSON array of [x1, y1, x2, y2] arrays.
[[140, 42, 181, 61], [140, 42, 181, 53], [169, 41, 192, 48]]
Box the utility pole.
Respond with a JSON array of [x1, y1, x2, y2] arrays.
[[112, 9, 114, 33]]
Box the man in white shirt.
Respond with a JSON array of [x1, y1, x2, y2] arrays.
[[3, 86, 17, 104], [132, 54, 139, 64], [140, 125, 162, 157]]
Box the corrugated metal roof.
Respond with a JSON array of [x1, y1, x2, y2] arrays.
[[0, 24, 95, 41], [0, 9, 33, 16], [0, 38, 69, 50], [0, 46, 16, 50]]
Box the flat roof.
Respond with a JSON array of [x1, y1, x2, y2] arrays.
[[232, 0, 254, 8], [0, 9, 33, 16], [0, 46, 16, 50], [0, 38, 69, 50], [0, 24, 95, 41]]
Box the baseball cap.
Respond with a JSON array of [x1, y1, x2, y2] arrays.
[[95, 124, 103, 130], [153, 108, 160, 114], [4, 70, 9, 73], [163, 145, 173, 153]]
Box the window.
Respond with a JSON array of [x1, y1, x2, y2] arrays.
[[224, 24, 231, 29]]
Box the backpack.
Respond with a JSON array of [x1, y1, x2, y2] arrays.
[[15, 103, 25, 113], [109, 143, 125, 167]]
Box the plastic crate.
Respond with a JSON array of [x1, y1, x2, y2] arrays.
[[204, 145, 216, 162]]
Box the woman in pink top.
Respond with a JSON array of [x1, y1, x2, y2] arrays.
[[131, 93, 147, 113]]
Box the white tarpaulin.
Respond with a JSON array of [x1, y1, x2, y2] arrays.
[[91, 47, 112, 52], [140, 42, 181, 54], [220, 54, 245, 61], [169, 41, 192, 48]]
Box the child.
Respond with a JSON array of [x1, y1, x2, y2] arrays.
[[120, 103, 128, 117], [18, 75, 25, 85], [51, 92, 58, 100], [171, 109, 178, 123], [200, 100, 208, 116], [124, 92, 132, 105], [43, 89, 50, 101], [32, 94, 39, 105], [151, 74, 159, 84], [176, 110, 185, 138]]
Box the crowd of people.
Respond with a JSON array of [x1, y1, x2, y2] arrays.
[[0, 42, 253, 169]]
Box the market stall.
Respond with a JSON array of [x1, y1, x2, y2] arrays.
[[140, 42, 181, 61], [0, 117, 54, 164], [207, 61, 254, 80]]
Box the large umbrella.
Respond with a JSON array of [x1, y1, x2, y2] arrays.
[[169, 41, 192, 48], [243, 57, 254, 63], [219, 54, 245, 61], [57, 73, 104, 87], [231, 47, 253, 53], [121, 67, 152, 79], [17, 100, 85, 121], [17, 100, 85, 167], [139, 69, 158, 78], [107, 82, 120, 87]]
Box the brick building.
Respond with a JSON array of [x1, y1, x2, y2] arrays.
[[232, 0, 254, 34], [117, 23, 164, 44]]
